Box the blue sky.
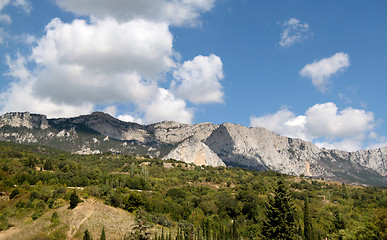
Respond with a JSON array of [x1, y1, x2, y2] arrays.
[[0, 0, 386, 151]]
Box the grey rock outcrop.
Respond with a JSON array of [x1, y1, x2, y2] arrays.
[[336, 148, 387, 176], [204, 123, 324, 176], [0, 112, 49, 129], [163, 138, 226, 167], [147, 121, 219, 144], [204, 123, 386, 184]]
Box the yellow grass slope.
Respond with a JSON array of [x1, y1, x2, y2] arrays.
[[0, 198, 135, 240]]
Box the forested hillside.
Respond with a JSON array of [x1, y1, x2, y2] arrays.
[[0, 141, 385, 239]]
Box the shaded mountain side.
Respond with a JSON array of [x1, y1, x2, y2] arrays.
[[0, 112, 386, 186]]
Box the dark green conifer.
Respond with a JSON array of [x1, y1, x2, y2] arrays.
[[69, 190, 80, 209], [100, 226, 106, 240], [262, 178, 296, 240], [303, 196, 314, 240]]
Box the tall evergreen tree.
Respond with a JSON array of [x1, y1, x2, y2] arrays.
[[262, 178, 296, 240], [100, 226, 106, 240], [69, 190, 80, 209], [303, 196, 314, 240]]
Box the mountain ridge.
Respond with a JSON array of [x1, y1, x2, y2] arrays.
[[0, 111, 386, 186]]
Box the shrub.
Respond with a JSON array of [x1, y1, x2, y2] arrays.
[[9, 189, 20, 199]]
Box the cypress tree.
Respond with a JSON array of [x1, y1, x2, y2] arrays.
[[262, 178, 296, 240], [100, 226, 106, 240], [303, 196, 314, 240]]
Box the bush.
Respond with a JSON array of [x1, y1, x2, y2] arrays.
[[9, 189, 20, 199], [123, 192, 145, 212], [32, 210, 43, 220], [51, 212, 59, 226], [0, 214, 11, 231]]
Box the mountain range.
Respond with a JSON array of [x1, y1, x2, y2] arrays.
[[0, 111, 385, 186]]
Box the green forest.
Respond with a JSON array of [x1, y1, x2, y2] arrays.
[[0, 141, 385, 240]]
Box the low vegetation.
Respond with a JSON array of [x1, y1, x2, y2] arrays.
[[0, 141, 385, 239]]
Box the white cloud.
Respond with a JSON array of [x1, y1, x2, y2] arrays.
[[55, 0, 216, 26], [250, 102, 378, 151], [1, 0, 223, 124], [11, 0, 32, 14], [250, 108, 310, 141], [279, 18, 311, 47], [0, 0, 31, 23], [0, 28, 9, 44], [117, 114, 143, 124], [0, 80, 94, 118], [305, 103, 374, 139], [300, 52, 350, 92], [0, 0, 11, 23], [29, 17, 173, 105], [172, 54, 224, 104], [102, 105, 117, 117], [141, 88, 193, 124]]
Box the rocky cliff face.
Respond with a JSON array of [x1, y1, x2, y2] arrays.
[[205, 123, 326, 176], [0, 112, 386, 186], [163, 138, 226, 167], [204, 123, 386, 184], [0, 112, 49, 129]]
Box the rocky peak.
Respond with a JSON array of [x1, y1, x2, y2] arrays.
[[0, 112, 49, 129]]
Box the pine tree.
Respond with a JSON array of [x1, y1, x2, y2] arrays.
[[262, 178, 297, 240], [303, 196, 314, 240], [69, 190, 80, 209], [100, 226, 106, 240]]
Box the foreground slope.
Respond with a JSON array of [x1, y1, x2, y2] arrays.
[[0, 198, 135, 240]]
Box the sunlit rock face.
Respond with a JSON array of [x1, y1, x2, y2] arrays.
[[163, 138, 226, 167]]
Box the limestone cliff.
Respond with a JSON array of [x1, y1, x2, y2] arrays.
[[163, 138, 226, 167], [0, 112, 49, 129]]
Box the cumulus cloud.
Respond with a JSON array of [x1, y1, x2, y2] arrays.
[[250, 108, 310, 141], [1, 0, 223, 124], [172, 54, 224, 104], [250, 102, 377, 151], [279, 18, 311, 47], [300, 52, 350, 92], [141, 88, 193, 124], [55, 0, 215, 26], [28, 17, 174, 106], [0, 80, 94, 118], [117, 114, 143, 124]]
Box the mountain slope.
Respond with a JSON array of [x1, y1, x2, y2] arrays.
[[0, 198, 135, 240], [0, 112, 385, 186]]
